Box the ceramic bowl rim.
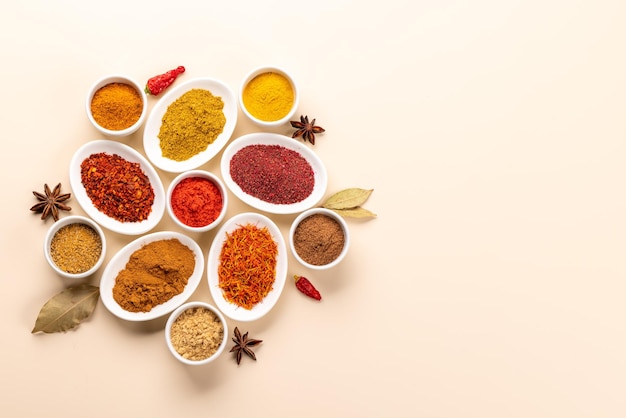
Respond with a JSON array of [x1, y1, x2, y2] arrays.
[[239, 66, 299, 127], [142, 77, 238, 173], [219, 132, 327, 215], [289, 207, 350, 270], [68, 139, 166, 235], [43, 215, 107, 279], [165, 301, 229, 366], [166, 170, 228, 233], [207, 212, 288, 322], [99, 230, 204, 321], [85, 74, 148, 137]]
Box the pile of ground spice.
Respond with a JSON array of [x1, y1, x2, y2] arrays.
[[90, 82, 143, 131], [229, 144, 314, 204], [158, 88, 225, 161], [293, 213, 345, 265], [112, 238, 195, 312], [169, 307, 224, 361], [50, 223, 102, 274]]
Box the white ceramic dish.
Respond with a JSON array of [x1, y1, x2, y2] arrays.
[[289, 207, 350, 270], [69, 140, 165, 235], [165, 301, 228, 366], [220, 133, 327, 214], [166, 170, 228, 233], [44, 215, 107, 279], [100, 231, 204, 322], [207, 212, 288, 322], [239, 66, 299, 128], [86, 74, 148, 138], [143, 77, 238, 173]]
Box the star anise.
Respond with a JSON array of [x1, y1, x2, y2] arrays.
[[30, 183, 71, 221], [230, 326, 262, 365], [290, 115, 325, 145]]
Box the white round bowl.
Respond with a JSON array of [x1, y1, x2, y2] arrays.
[[44, 215, 106, 279], [99, 231, 204, 321], [207, 212, 288, 322], [69, 140, 165, 235], [166, 170, 228, 233], [289, 208, 350, 270], [86, 74, 148, 138], [239, 66, 299, 127], [220, 132, 327, 214], [165, 301, 228, 366], [143, 77, 238, 173]]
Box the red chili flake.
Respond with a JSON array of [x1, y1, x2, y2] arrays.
[[229, 144, 314, 204], [294, 275, 321, 301], [170, 177, 223, 227], [80, 152, 155, 223]]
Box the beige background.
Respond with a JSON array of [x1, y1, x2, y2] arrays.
[[1, 0, 625, 417]]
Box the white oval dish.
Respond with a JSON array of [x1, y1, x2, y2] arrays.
[[207, 212, 288, 322], [100, 231, 204, 322], [220, 133, 327, 214], [69, 140, 165, 235], [143, 77, 238, 173]]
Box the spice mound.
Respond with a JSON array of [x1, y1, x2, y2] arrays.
[[170, 306, 224, 361], [80, 152, 155, 223], [230, 144, 314, 204], [50, 223, 102, 274], [242, 72, 294, 122], [218, 223, 278, 310], [293, 213, 345, 266], [90, 82, 143, 131], [158, 88, 226, 162], [113, 238, 195, 313], [171, 177, 223, 227]]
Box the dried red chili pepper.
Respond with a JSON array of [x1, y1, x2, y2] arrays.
[[294, 275, 321, 301], [145, 66, 185, 96]]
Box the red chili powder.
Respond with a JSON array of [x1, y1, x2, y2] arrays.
[[170, 177, 223, 227], [229, 144, 314, 204], [80, 152, 154, 222]]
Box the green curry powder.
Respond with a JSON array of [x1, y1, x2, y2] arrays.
[[158, 88, 226, 161]]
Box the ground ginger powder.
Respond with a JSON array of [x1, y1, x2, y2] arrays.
[[170, 307, 224, 361]]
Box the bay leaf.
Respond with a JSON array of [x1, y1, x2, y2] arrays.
[[32, 284, 99, 334], [322, 188, 374, 210], [330, 207, 377, 218]]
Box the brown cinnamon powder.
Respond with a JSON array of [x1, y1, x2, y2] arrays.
[[293, 213, 345, 266]]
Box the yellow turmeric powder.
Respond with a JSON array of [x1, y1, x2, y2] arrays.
[[242, 72, 294, 121]]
